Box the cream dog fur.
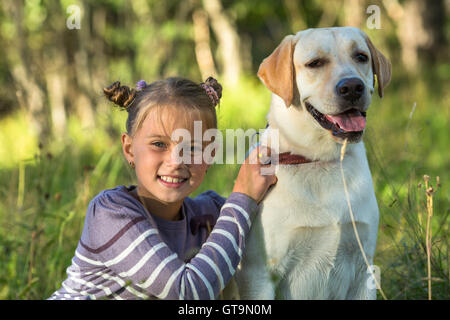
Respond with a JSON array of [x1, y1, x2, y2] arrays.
[[234, 27, 391, 300]]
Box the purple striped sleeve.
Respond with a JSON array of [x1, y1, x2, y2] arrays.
[[81, 191, 258, 300]]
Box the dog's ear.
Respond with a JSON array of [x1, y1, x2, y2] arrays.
[[364, 35, 392, 98], [258, 35, 297, 107]]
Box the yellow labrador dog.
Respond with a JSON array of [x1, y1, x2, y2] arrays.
[[234, 27, 391, 299]]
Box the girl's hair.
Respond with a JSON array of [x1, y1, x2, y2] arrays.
[[103, 77, 222, 137]]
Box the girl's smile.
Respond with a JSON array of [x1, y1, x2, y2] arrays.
[[157, 175, 189, 187]]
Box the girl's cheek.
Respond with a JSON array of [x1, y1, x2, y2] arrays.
[[190, 163, 208, 174]]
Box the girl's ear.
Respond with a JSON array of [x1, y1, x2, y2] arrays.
[[121, 133, 134, 163]]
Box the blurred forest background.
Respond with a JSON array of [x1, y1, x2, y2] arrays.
[[0, 0, 448, 299]]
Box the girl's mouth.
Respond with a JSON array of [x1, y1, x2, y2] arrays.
[[157, 175, 189, 188]]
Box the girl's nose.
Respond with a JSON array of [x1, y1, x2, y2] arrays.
[[166, 145, 185, 167]]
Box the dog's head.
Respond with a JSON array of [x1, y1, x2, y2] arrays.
[[258, 27, 391, 145]]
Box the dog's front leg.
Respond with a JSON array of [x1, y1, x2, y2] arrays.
[[235, 258, 277, 299], [345, 256, 378, 300], [234, 223, 279, 299], [353, 264, 379, 300]]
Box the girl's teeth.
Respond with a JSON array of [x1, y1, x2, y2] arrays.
[[160, 176, 185, 183]]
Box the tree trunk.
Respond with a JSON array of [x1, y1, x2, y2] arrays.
[[343, 0, 364, 27], [91, 7, 108, 97], [73, 1, 95, 128], [398, 0, 430, 72], [283, 0, 307, 31], [202, 0, 242, 86], [193, 9, 217, 80], [43, 2, 69, 138], [46, 70, 67, 138], [383, 0, 433, 72], [10, 64, 49, 141], [2, 0, 50, 142]]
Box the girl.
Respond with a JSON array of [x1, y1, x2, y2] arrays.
[[49, 77, 277, 300]]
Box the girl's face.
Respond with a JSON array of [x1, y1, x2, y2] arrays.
[[122, 106, 210, 204]]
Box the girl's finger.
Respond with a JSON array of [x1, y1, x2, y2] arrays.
[[247, 146, 261, 164], [258, 146, 276, 166]]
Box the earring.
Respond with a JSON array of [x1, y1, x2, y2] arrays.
[[129, 161, 135, 169]]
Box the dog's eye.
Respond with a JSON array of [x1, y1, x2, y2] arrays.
[[354, 53, 368, 63], [306, 58, 326, 68]]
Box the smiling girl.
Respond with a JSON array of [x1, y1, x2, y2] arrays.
[[48, 77, 277, 300]]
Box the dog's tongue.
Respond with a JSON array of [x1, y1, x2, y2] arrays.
[[325, 110, 366, 132]]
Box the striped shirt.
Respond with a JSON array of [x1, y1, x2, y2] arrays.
[[48, 185, 258, 300]]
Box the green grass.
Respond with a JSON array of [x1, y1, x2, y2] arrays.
[[0, 71, 448, 299]]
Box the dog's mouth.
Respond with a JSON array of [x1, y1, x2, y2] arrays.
[[305, 102, 366, 142]]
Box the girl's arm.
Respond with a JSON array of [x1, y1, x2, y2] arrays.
[[80, 190, 257, 300]]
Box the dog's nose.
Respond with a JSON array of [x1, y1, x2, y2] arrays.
[[336, 78, 365, 101]]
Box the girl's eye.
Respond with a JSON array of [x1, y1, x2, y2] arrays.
[[354, 52, 369, 63], [152, 141, 167, 149]]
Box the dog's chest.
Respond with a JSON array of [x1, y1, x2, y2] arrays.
[[255, 161, 378, 298], [268, 220, 370, 299], [261, 160, 375, 226]]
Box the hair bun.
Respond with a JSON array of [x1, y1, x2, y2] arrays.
[[103, 81, 136, 110], [204, 77, 222, 100]]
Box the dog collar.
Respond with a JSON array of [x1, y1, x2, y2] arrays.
[[278, 152, 315, 165], [263, 123, 315, 165]]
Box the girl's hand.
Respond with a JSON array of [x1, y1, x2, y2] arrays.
[[232, 146, 278, 204]]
